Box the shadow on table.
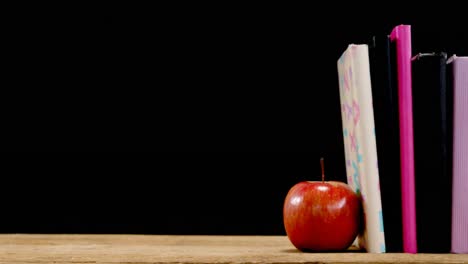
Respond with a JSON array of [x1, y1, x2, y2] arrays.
[[282, 246, 365, 254]]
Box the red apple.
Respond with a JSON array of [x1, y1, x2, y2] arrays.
[[283, 159, 360, 251]]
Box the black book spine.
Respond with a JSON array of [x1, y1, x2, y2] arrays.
[[412, 53, 452, 253], [369, 35, 403, 252]]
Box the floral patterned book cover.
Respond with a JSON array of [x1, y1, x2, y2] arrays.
[[337, 44, 386, 253]]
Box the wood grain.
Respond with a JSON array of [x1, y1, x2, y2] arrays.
[[0, 235, 465, 264]]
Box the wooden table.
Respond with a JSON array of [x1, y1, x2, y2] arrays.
[[0, 235, 466, 263]]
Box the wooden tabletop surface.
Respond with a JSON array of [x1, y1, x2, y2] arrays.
[[0, 234, 466, 263]]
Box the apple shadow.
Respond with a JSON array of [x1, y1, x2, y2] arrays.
[[281, 247, 365, 254], [282, 249, 302, 253]]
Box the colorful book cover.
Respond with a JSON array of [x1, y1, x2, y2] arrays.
[[338, 44, 386, 253], [449, 55, 468, 254], [389, 25, 417, 253]]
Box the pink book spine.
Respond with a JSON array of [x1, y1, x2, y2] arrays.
[[390, 25, 417, 253], [451, 56, 468, 253]]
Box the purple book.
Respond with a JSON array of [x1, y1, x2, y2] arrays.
[[449, 55, 468, 254]]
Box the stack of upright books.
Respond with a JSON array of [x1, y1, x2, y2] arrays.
[[337, 25, 467, 254]]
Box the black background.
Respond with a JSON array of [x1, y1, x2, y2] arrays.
[[2, 4, 467, 235]]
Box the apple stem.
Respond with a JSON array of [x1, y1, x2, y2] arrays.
[[320, 157, 325, 182]]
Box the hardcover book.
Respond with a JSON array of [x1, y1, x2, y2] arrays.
[[412, 52, 451, 253], [389, 25, 417, 253], [338, 44, 386, 253], [368, 35, 403, 253], [449, 55, 468, 254]]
